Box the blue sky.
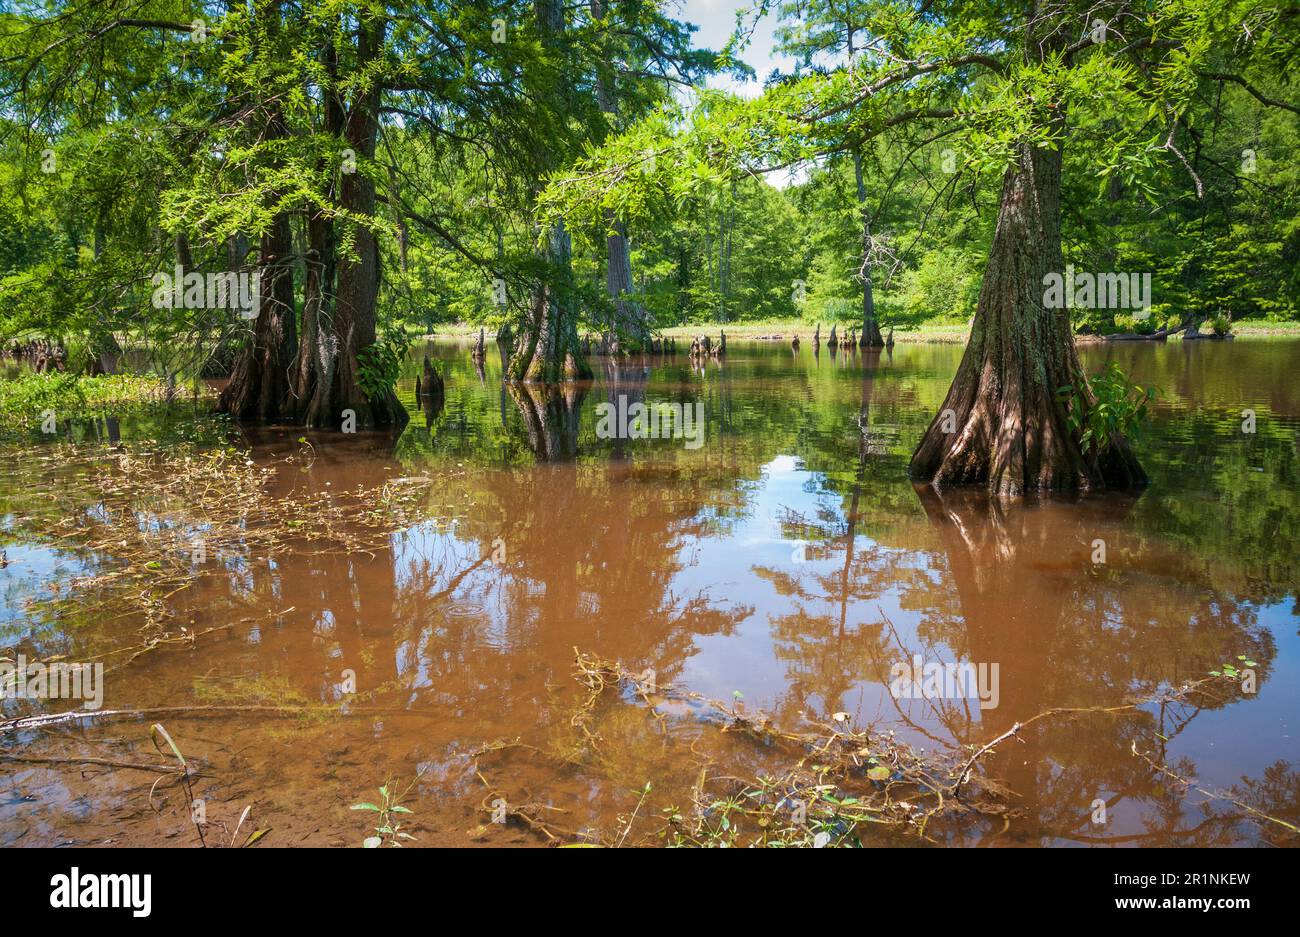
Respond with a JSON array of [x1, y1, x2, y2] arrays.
[[675, 2, 810, 184], [678, 0, 793, 96]]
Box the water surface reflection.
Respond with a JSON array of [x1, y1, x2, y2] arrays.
[[2, 339, 1297, 846]]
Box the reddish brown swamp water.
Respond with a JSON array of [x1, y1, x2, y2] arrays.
[[1, 338, 1298, 846]]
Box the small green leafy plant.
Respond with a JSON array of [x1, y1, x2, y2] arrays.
[[1058, 362, 1157, 455], [351, 781, 416, 848]]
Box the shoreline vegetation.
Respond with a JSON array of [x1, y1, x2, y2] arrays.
[[3, 319, 1294, 424], [0, 372, 214, 422], [426, 319, 1300, 344]]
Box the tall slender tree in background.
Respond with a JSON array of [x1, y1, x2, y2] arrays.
[[775, 0, 886, 345], [590, 0, 644, 351], [506, 0, 590, 382]]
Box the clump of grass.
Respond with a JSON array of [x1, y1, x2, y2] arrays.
[[148, 722, 207, 847], [0, 372, 200, 423]]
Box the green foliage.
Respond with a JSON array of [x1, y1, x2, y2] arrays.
[[0, 372, 182, 422], [1114, 313, 1157, 336], [545, 0, 1299, 334], [351, 781, 416, 849], [0, 0, 1297, 385], [1059, 363, 1158, 456], [356, 331, 411, 401], [1210, 655, 1258, 679], [890, 247, 982, 326]]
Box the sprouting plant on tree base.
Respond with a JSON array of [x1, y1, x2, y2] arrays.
[[356, 331, 411, 401], [1058, 363, 1157, 456]]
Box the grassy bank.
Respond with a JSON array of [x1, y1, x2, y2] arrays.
[[0, 371, 207, 423], [428, 319, 972, 343], [654, 319, 975, 342], [428, 318, 1300, 346], [1228, 321, 1300, 336]]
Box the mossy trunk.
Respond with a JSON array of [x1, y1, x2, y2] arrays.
[[908, 140, 1145, 496], [291, 16, 404, 431], [218, 212, 297, 421], [509, 222, 593, 382]]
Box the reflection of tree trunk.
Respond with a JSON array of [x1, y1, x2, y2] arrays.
[[915, 489, 1140, 832], [421, 386, 445, 429], [602, 359, 648, 461], [838, 354, 880, 637], [909, 138, 1145, 495], [508, 382, 588, 461], [238, 438, 405, 700], [916, 489, 1056, 822]]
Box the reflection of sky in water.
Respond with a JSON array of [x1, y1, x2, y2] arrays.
[[1171, 600, 1298, 778], [0, 541, 91, 646], [675, 454, 965, 732]]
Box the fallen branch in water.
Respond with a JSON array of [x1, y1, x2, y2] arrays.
[[951, 676, 1229, 796], [472, 651, 1257, 848], [1130, 741, 1300, 836], [470, 651, 987, 847], [0, 704, 326, 735], [0, 753, 184, 774], [0, 701, 457, 736]]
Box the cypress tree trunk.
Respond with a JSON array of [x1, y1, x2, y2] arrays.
[[590, 0, 648, 352], [853, 150, 885, 347], [218, 212, 297, 420], [509, 222, 592, 381], [216, 1, 298, 422], [285, 16, 404, 430], [295, 201, 337, 424], [325, 14, 404, 428], [605, 216, 647, 348], [908, 140, 1145, 496], [293, 36, 342, 426]]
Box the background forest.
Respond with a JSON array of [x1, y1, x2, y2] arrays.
[[1, 1, 1297, 387]]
